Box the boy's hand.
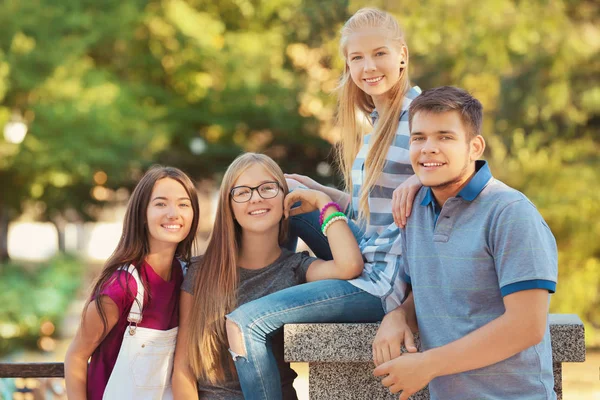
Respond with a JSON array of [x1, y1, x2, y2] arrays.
[[372, 307, 417, 366], [373, 352, 434, 400], [392, 174, 422, 228]]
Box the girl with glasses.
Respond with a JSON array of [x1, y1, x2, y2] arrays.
[[172, 152, 365, 400], [223, 8, 422, 400]]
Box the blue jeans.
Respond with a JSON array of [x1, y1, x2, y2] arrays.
[[226, 211, 384, 400], [283, 209, 364, 258]]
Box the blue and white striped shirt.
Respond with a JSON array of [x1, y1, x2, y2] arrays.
[[348, 86, 421, 312]]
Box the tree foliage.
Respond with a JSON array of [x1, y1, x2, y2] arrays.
[[0, 0, 598, 343]]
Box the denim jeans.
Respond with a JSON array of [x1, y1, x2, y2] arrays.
[[226, 211, 384, 400], [283, 209, 364, 259]]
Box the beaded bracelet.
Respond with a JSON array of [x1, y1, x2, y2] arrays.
[[321, 211, 347, 235], [318, 202, 343, 226], [322, 215, 349, 237]]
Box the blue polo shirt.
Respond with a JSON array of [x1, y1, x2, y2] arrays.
[[401, 160, 558, 399]]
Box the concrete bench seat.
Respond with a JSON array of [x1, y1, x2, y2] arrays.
[[284, 314, 585, 399]]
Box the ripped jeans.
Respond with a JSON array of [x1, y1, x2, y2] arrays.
[[225, 211, 385, 400]]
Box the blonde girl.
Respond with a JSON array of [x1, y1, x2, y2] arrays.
[[224, 8, 422, 400]]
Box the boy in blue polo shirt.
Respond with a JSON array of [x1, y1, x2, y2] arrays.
[[373, 86, 558, 400]]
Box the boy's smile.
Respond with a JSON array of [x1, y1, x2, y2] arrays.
[[409, 110, 485, 205]]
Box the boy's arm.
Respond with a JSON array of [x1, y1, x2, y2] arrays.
[[374, 288, 549, 399], [372, 291, 418, 366], [375, 199, 557, 399]]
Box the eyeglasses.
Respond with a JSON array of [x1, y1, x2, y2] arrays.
[[230, 181, 282, 203]]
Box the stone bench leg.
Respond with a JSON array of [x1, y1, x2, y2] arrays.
[[308, 362, 429, 400], [307, 362, 564, 400]]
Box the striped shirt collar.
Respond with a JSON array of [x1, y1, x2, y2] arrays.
[[369, 86, 422, 125], [421, 160, 492, 207]]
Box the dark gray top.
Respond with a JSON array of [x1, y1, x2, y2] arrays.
[[182, 248, 317, 400]]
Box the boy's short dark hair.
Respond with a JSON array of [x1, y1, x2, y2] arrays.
[[408, 86, 483, 139]]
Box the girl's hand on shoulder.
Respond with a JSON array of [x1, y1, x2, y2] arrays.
[[284, 173, 323, 191], [284, 188, 331, 218], [392, 174, 422, 228], [285, 177, 309, 192]]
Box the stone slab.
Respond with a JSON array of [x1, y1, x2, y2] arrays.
[[284, 314, 585, 363], [548, 314, 586, 362], [306, 362, 563, 400], [309, 363, 429, 400]]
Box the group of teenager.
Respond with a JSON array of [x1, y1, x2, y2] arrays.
[[63, 7, 558, 400]]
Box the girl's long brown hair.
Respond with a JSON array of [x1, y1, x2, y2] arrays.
[[335, 8, 412, 222], [187, 153, 289, 384], [85, 166, 200, 337]]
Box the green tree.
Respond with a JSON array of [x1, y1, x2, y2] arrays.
[[0, 0, 164, 257], [0, 0, 598, 344]]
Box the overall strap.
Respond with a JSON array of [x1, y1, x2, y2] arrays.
[[118, 264, 145, 325]]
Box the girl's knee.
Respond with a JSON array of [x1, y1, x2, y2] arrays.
[[225, 318, 246, 357]]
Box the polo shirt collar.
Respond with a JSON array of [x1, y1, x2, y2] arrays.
[[457, 160, 491, 201], [420, 160, 492, 207], [421, 186, 436, 207]]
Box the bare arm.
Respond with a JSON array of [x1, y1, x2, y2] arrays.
[[285, 173, 351, 212], [372, 291, 418, 366], [283, 189, 363, 281], [64, 297, 120, 399], [172, 292, 199, 399], [391, 174, 422, 228], [374, 289, 550, 399]]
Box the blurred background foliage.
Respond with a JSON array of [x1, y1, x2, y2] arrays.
[[0, 254, 83, 356], [0, 0, 598, 344]]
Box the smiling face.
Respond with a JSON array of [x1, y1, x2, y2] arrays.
[[409, 110, 485, 201], [230, 163, 284, 236], [146, 177, 194, 253], [346, 28, 407, 101]]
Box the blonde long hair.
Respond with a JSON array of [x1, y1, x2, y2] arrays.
[[187, 153, 289, 383], [335, 8, 411, 222]]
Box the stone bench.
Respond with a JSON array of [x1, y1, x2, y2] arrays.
[[284, 314, 585, 400]]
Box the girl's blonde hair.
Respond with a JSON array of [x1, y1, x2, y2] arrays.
[[186, 153, 289, 383], [335, 8, 411, 222]]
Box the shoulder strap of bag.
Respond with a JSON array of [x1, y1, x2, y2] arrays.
[[120, 260, 186, 327], [117, 264, 145, 325]]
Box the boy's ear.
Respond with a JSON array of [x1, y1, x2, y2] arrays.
[[470, 135, 486, 161]]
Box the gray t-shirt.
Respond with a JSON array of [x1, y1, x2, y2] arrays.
[[182, 248, 317, 400]]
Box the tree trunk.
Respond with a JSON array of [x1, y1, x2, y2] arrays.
[[0, 207, 10, 263], [51, 217, 66, 254]]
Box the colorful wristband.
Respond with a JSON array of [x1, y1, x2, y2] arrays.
[[319, 202, 343, 226], [323, 215, 349, 237], [321, 211, 347, 235]]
